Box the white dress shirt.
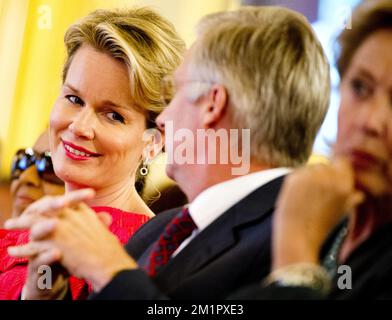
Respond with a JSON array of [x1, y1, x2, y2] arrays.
[[173, 167, 291, 257]]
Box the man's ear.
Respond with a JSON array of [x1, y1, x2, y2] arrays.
[[142, 128, 164, 161], [202, 84, 228, 128]]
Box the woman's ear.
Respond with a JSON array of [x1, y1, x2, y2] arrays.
[[142, 128, 164, 161]]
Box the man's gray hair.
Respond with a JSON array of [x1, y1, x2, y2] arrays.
[[187, 6, 330, 167]]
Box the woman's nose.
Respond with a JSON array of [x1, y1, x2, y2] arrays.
[[357, 96, 390, 138], [68, 106, 96, 140]]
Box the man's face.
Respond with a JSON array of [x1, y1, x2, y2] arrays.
[[156, 49, 205, 183], [10, 132, 64, 217]]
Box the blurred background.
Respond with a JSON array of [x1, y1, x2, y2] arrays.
[[0, 0, 360, 224]]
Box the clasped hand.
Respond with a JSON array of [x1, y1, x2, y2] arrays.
[[5, 189, 137, 298]]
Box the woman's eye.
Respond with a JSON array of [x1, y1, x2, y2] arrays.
[[65, 95, 84, 106], [106, 112, 125, 123], [351, 78, 372, 99]]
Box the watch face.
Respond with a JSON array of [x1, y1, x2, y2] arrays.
[[265, 264, 331, 294]]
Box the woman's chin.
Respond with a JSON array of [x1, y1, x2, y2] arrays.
[[56, 171, 92, 189], [354, 172, 391, 199]]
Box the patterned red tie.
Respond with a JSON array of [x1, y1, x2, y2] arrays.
[[146, 206, 197, 277]]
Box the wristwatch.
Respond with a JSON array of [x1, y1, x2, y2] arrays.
[[263, 263, 332, 295]]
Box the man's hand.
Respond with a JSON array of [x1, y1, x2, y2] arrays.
[[272, 157, 364, 269]]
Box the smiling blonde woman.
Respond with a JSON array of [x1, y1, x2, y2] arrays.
[[0, 6, 185, 300]]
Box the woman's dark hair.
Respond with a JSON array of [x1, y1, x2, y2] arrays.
[[337, 0, 392, 77]]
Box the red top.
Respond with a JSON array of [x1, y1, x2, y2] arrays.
[[0, 206, 150, 300]]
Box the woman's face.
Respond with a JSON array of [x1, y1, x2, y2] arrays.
[[336, 29, 392, 197], [10, 132, 65, 217], [50, 45, 147, 190]]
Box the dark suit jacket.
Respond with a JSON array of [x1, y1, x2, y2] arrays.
[[230, 219, 392, 300], [91, 176, 285, 300]]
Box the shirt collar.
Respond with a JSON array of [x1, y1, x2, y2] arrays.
[[188, 167, 291, 231]]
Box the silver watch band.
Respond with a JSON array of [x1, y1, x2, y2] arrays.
[[263, 263, 332, 295]]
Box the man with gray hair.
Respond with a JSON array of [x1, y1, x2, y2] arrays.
[[8, 6, 330, 299]]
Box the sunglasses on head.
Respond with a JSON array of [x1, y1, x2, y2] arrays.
[[11, 148, 64, 185]]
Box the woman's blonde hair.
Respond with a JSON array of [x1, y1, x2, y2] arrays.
[[62, 7, 185, 127]]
